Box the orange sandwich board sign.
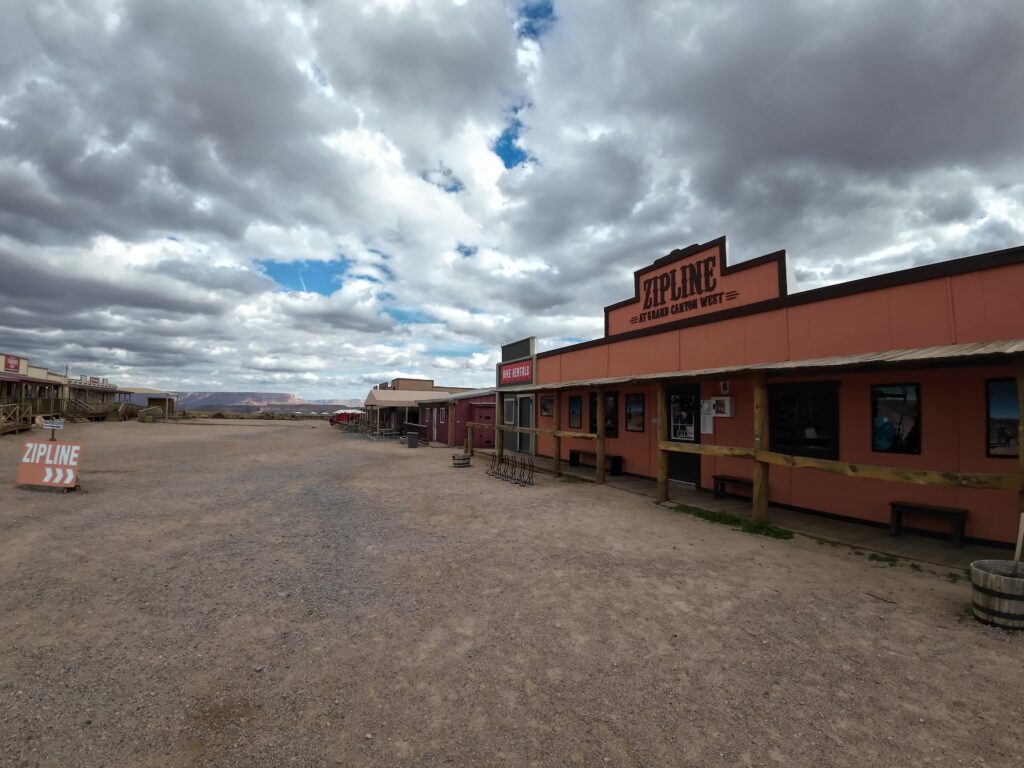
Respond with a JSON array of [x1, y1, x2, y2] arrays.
[[17, 440, 83, 490]]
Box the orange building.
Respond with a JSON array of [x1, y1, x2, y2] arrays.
[[495, 236, 1024, 546]]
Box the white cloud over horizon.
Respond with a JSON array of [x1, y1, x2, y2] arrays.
[[2, 0, 1023, 399]]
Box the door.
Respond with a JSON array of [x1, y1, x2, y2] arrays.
[[517, 395, 533, 454], [431, 408, 438, 442], [666, 384, 700, 484]]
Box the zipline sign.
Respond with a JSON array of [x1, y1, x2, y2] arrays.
[[17, 441, 83, 489]]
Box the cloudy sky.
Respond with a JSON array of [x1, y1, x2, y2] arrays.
[[2, 0, 1023, 399]]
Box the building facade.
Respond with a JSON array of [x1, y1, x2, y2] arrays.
[[496, 237, 1024, 545]]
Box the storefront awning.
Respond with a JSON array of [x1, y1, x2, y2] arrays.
[[364, 389, 460, 408], [497, 338, 1024, 393]]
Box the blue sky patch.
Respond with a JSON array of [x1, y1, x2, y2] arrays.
[[387, 307, 436, 325], [257, 258, 352, 295], [518, 1, 556, 40], [493, 117, 531, 169], [456, 243, 478, 258]]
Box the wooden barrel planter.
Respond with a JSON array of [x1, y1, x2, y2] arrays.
[[452, 453, 471, 468], [970, 560, 1024, 630]]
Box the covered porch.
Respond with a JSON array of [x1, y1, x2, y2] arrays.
[[474, 339, 1024, 555]]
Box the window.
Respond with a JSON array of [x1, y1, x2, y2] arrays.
[[540, 396, 554, 417], [588, 391, 619, 438], [439, 408, 446, 423], [769, 382, 840, 460], [503, 396, 515, 425], [625, 394, 645, 432], [568, 395, 582, 429], [987, 379, 1019, 458], [871, 384, 920, 454]]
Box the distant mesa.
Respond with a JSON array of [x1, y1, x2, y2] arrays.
[[129, 391, 362, 413]]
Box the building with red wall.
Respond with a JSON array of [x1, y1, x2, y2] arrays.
[[418, 388, 496, 449], [496, 236, 1024, 545]]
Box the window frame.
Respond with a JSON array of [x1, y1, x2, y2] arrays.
[[503, 396, 515, 426], [870, 383, 921, 455], [986, 378, 1019, 459], [588, 391, 619, 438], [540, 396, 555, 417], [768, 381, 841, 461]]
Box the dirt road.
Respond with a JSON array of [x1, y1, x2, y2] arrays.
[[1, 420, 1021, 767]]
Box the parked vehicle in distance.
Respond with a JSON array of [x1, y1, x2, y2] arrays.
[[330, 409, 361, 426]]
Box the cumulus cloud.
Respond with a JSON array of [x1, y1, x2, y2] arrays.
[[1, 0, 1023, 397]]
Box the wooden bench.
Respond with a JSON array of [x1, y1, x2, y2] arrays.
[[889, 501, 968, 548], [712, 474, 753, 500], [569, 449, 623, 476]]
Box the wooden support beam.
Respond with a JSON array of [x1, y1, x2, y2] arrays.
[[657, 442, 755, 458], [595, 388, 606, 484], [1015, 355, 1024, 562], [466, 423, 597, 440], [496, 393, 504, 461], [466, 425, 474, 457], [752, 371, 770, 523], [448, 403, 456, 448], [755, 450, 1020, 491], [552, 393, 562, 479], [657, 381, 669, 502]]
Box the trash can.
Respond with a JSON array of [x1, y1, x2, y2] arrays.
[[407, 430, 418, 448]]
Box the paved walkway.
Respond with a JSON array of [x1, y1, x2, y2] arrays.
[[472, 448, 1010, 570]]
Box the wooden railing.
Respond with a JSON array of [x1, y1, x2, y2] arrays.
[[138, 406, 163, 422], [118, 402, 141, 418], [464, 422, 1021, 492], [0, 401, 32, 433]]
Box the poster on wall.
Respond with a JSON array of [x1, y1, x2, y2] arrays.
[[568, 396, 582, 429], [670, 393, 696, 441], [625, 394, 645, 432], [4, 354, 21, 373]]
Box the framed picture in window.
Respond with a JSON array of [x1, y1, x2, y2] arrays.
[[503, 396, 515, 425], [871, 384, 920, 454], [568, 395, 582, 429], [540, 396, 555, 417], [625, 394, 645, 432], [986, 379, 1019, 458]]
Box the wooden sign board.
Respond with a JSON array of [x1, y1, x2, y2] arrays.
[[16, 441, 83, 489]]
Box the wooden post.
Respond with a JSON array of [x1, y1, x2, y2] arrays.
[[1015, 356, 1024, 563], [752, 371, 770, 523], [448, 403, 456, 448], [553, 393, 562, 478], [595, 388, 606, 484], [657, 381, 669, 501], [466, 425, 474, 457], [496, 393, 504, 461]]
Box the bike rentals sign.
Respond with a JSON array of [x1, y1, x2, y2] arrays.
[[17, 440, 83, 489]]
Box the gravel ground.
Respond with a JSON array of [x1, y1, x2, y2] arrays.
[[1, 419, 1022, 767]]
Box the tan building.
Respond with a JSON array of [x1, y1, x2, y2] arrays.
[[362, 378, 474, 436], [1, 352, 145, 434]]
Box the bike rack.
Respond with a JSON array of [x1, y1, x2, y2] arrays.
[[485, 453, 534, 486]]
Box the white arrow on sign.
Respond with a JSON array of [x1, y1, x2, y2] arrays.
[[54, 467, 65, 484], [65, 468, 75, 485], [43, 466, 53, 483]]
